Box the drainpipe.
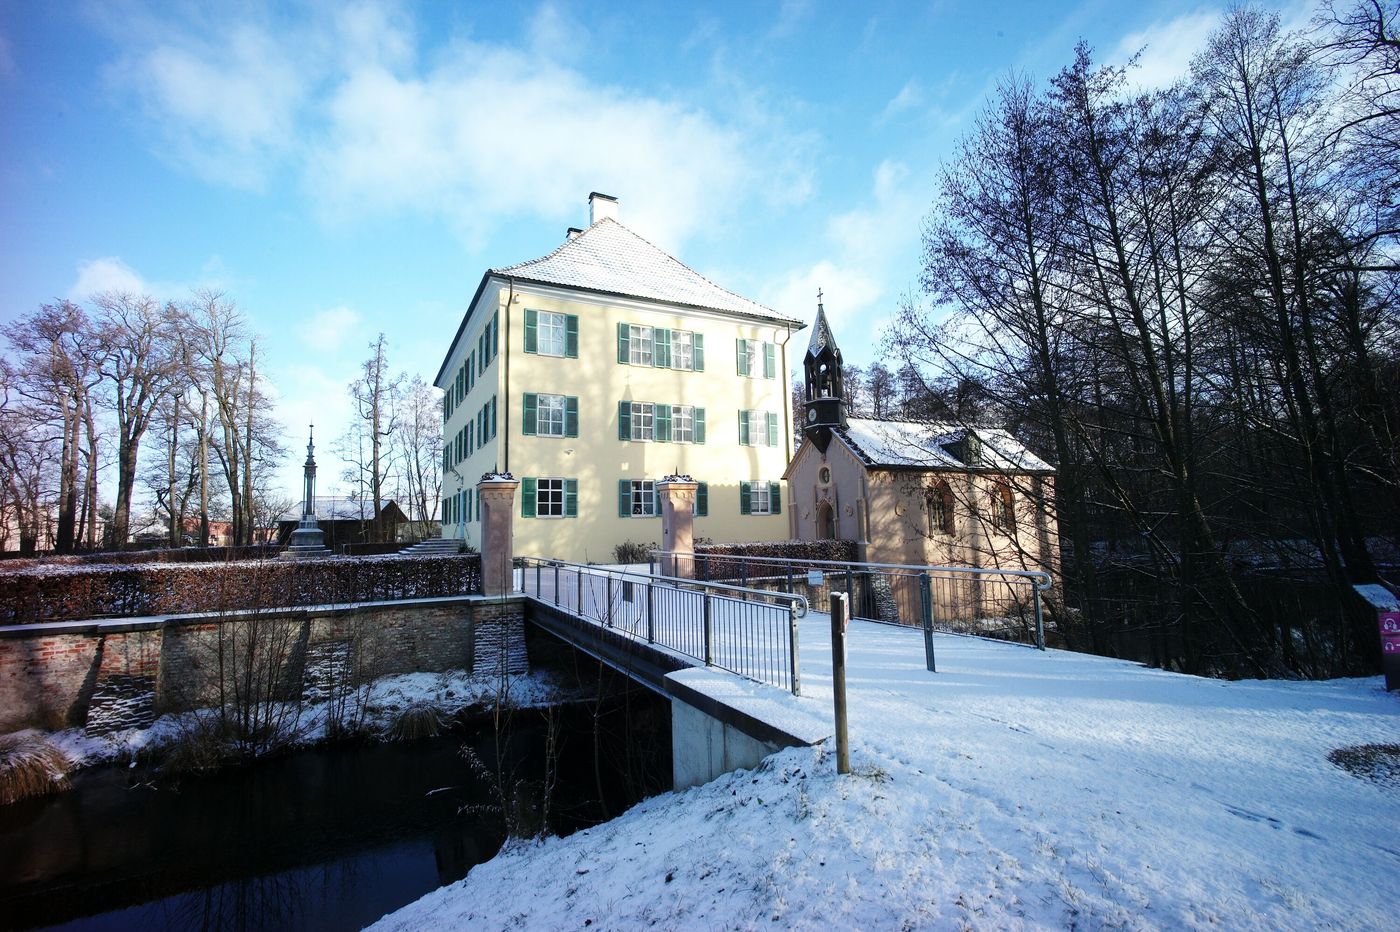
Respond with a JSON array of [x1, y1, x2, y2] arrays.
[[503, 277, 515, 475]]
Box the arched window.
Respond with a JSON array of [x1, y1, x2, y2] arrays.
[[816, 500, 836, 540], [926, 480, 954, 536], [990, 479, 1016, 533]]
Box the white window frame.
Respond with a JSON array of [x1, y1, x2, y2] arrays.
[[672, 405, 694, 443], [672, 330, 694, 371], [750, 480, 773, 515], [630, 401, 654, 441], [537, 393, 566, 437], [629, 324, 654, 366], [747, 409, 768, 446], [742, 339, 760, 378], [631, 479, 656, 516], [537, 478, 565, 518], [537, 311, 567, 357]]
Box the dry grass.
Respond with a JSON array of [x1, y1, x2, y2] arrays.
[[389, 703, 446, 741], [1328, 744, 1400, 791], [0, 732, 71, 805]]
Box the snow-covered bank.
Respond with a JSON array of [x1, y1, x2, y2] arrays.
[[40, 668, 574, 771], [374, 618, 1400, 930]]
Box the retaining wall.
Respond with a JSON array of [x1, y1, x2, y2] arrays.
[[0, 596, 526, 734]]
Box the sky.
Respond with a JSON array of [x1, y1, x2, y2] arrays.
[[0, 0, 1308, 501]]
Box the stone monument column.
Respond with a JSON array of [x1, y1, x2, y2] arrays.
[[477, 472, 520, 597], [657, 475, 699, 578]]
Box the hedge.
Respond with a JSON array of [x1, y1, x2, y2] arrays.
[[691, 540, 859, 581], [0, 553, 483, 625]]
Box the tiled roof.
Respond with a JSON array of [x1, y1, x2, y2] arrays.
[[278, 496, 396, 523], [838, 417, 1054, 473], [495, 218, 802, 324]]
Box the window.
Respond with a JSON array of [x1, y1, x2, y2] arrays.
[[991, 480, 1016, 532], [524, 393, 576, 438], [522, 477, 578, 518], [741, 480, 781, 515], [630, 479, 656, 516], [672, 331, 694, 370], [629, 324, 654, 366], [672, 405, 694, 443], [739, 410, 778, 447], [630, 402, 654, 441], [927, 480, 954, 535], [526, 310, 577, 357], [697, 481, 708, 517], [736, 339, 776, 378]]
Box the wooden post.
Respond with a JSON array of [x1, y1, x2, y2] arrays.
[[830, 592, 850, 775]]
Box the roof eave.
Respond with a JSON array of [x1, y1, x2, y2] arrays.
[[501, 274, 806, 328]]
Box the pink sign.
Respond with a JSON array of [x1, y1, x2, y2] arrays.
[[1380, 612, 1400, 636], [1384, 637, 1400, 655]]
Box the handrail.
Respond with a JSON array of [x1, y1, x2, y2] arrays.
[[516, 557, 805, 694], [521, 557, 809, 616], [648, 550, 1052, 591]]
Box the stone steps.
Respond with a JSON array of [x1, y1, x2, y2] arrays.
[[398, 538, 465, 557]]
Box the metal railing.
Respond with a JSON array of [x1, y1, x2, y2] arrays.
[[517, 558, 807, 695], [651, 550, 1053, 671]]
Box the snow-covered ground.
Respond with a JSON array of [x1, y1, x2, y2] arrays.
[[373, 615, 1400, 930]]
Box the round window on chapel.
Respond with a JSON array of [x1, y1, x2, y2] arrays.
[[819, 466, 832, 485]]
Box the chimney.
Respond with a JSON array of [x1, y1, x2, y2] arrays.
[[566, 227, 583, 240], [588, 191, 619, 225]]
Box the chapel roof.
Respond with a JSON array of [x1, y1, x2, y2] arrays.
[[835, 417, 1054, 473]]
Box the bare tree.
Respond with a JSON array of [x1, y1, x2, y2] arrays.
[[348, 334, 402, 542], [392, 374, 442, 539]]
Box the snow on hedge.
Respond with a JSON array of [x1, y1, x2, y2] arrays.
[[373, 618, 1400, 930]]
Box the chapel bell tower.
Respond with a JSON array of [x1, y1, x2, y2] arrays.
[[802, 293, 846, 453]]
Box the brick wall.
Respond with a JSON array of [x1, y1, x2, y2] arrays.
[[0, 596, 516, 733]]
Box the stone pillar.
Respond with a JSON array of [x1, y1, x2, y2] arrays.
[[658, 475, 699, 578], [477, 473, 520, 597]]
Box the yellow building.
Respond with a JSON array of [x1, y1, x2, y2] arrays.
[[435, 193, 803, 562]]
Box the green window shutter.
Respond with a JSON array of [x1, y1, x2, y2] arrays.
[[653, 486, 662, 515], [764, 342, 776, 379], [770, 482, 782, 515], [522, 393, 537, 435], [617, 400, 631, 441], [654, 328, 671, 368], [478, 333, 484, 372], [491, 311, 499, 358], [693, 333, 704, 371], [740, 480, 752, 515], [565, 479, 578, 517], [697, 482, 708, 517], [656, 404, 671, 442], [565, 396, 579, 437], [618, 479, 631, 517], [565, 314, 579, 358], [491, 396, 498, 438], [524, 309, 538, 354], [522, 478, 536, 518], [617, 322, 630, 364], [767, 411, 779, 447], [736, 338, 748, 376], [738, 410, 750, 446], [694, 407, 706, 444]]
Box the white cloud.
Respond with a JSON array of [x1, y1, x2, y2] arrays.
[[297, 306, 363, 354], [68, 257, 149, 299], [1112, 9, 1221, 90], [763, 159, 926, 357], [879, 80, 924, 124], [100, 2, 810, 252]]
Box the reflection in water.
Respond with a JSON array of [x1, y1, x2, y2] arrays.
[[0, 692, 671, 932]]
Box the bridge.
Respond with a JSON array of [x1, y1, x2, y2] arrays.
[[509, 555, 1051, 788]]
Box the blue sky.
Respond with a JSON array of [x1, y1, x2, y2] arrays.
[[0, 0, 1303, 498]]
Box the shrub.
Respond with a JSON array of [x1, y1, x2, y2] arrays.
[[0, 732, 71, 805], [0, 553, 484, 624], [692, 540, 858, 580], [389, 703, 445, 741], [613, 540, 655, 565]]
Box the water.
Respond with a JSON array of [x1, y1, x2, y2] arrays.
[[0, 697, 670, 931]]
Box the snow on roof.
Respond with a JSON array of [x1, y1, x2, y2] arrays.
[[838, 417, 1054, 473], [495, 218, 803, 324], [277, 496, 394, 523]]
